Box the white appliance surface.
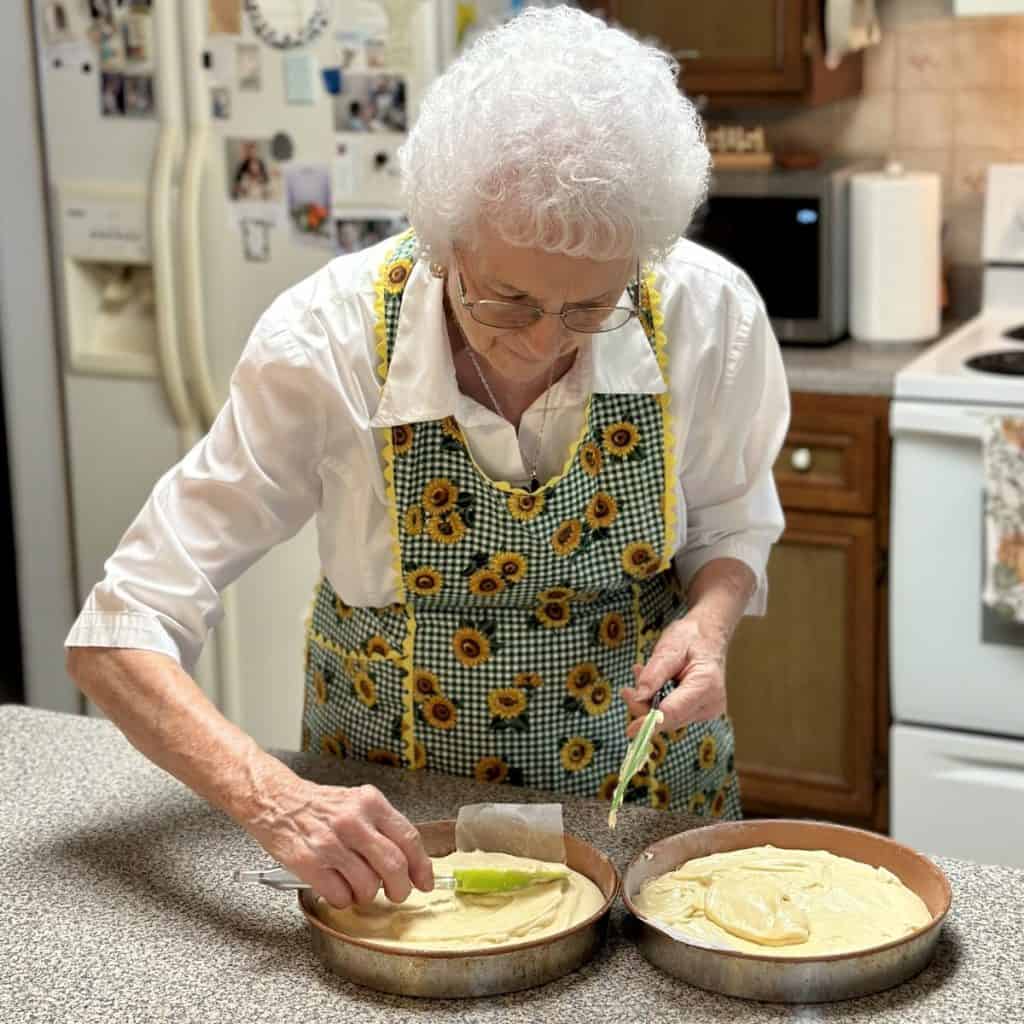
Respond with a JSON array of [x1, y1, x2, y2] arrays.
[[893, 311, 1024, 405], [27, 0, 492, 750], [890, 163, 1024, 865], [892, 724, 1024, 870], [890, 399, 1024, 738]]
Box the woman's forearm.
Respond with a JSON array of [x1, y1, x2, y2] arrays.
[[65, 647, 298, 827], [683, 557, 757, 643]]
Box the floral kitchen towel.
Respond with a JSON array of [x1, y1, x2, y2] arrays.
[[984, 417, 1024, 623]]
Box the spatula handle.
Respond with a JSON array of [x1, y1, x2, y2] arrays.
[[233, 866, 458, 892]]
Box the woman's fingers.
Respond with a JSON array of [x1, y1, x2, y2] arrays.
[[345, 828, 414, 904], [330, 843, 388, 905], [658, 675, 724, 728], [351, 784, 434, 894], [304, 866, 355, 909]]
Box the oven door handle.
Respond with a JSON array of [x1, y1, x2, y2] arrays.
[[890, 401, 1021, 442]]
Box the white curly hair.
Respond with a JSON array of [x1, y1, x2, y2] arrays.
[[398, 4, 710, 265]]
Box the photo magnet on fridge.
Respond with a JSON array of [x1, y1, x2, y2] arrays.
[[100, 71, 124, 115], [240, 218, 272, 262], [211, 86, 232, 119], [226, 138, 281, 202], [334, 212, 409, 255], [209, 0, 242, 36], [121, 11, 152, 63], [122, 74, 155, 117], [236, 43, 261, 90], [285, 164, 333, 248], [332, 73, 406, 134]]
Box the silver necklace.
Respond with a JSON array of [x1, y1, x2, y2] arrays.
[[464, 343, 556, 493]]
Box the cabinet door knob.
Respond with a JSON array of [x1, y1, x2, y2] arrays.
[[790, 447, 813, 472]]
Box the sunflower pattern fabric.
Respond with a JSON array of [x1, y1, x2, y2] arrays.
[[302, 232, 741, 819]]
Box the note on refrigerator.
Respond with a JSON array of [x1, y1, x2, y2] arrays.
[[282, 52, 318, 105], [331, 141, 359, 203]]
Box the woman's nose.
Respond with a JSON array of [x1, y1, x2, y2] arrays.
[[523, 313, 568, 356]]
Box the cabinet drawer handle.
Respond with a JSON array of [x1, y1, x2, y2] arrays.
[[790, 447, 813, 472], [672, 49, 701, 60]]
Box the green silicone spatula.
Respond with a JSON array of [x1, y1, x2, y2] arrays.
[[234, 863, 570, 894], [443, 865, 570, 893], [607, 683, 670, 830]]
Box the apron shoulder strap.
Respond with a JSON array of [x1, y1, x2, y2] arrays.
[[373, 229, 420, 384]]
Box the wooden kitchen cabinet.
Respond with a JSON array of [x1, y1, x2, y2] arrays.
[[727, 393, 891, 831], [583, 0, 862, 108]]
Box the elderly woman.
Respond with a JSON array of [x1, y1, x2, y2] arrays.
[[66, 6, 788, 909]]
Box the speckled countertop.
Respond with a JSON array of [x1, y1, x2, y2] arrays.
[[3, 705, 1022, 1023], [781, 338, 926, 397], [778, 326, 963, 397]]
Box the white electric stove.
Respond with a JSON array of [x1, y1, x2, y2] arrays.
[[889, 164, 1024, 868]]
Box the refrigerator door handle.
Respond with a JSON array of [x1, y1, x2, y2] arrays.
[[150, 0, 200, 449], [179, 0, 243, 729], [180, 0, 222, 429]]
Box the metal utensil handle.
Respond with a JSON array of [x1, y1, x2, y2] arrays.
[[232, 866, 459, 892], [649, 680, 674, 711], [233, 866, 309, 890]]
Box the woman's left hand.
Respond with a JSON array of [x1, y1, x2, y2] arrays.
[[620, 611, 730, 738]]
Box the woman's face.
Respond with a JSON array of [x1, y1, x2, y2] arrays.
[[447, 227, 634, 387]]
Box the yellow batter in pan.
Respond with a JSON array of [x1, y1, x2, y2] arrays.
[[634, 845, 931, 957], [315, 850, 605, 951]]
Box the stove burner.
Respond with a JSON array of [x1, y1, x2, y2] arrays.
[[1003, 324, 1024, 342], [965, 350, 1024, 376]]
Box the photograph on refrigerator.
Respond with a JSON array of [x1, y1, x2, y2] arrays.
[[226, 138, 280, 202], [334, 211, 409, 255], [236, 42, 261, 91], [284, 163, 332, 247], [208, 0, 242, 36], [211, 85, 231, 119], [332, 73, 407, 133], [332, 0, 389, 72], [122, 74, 154, 117]]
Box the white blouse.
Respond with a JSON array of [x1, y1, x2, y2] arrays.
[[66, 236, 790, 672]]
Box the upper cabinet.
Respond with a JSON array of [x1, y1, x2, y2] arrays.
[[582, 0, 863, 109]]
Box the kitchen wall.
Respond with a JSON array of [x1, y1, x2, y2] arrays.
[[751, 0, 1024, 312]]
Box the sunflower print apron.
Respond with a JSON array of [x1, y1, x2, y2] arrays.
[[301, 232, 742, 820]]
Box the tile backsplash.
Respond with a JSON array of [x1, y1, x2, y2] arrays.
[[728, 0, 1024, 297]]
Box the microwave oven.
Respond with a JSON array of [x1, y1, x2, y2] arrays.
[[688, 161, 871, 345]]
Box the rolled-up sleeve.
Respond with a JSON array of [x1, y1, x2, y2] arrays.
[[672, 275, 789, 617], [65, 323, 326, 672]]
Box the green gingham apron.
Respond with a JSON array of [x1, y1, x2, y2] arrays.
[[301, 232, 741, 819]]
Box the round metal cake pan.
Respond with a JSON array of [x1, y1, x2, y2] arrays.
[[299, 819, 620, 999], [622, 819, 952, 1004]]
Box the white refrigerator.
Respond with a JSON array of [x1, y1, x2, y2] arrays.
[[14, 0, 528, 749]]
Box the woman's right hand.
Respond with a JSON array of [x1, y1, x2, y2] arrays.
[[244, 776, 434, 909]]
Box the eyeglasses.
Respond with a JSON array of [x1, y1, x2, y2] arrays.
[[455, 260, 640, 334]]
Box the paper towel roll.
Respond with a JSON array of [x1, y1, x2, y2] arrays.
[[849, 164, 941, 344]]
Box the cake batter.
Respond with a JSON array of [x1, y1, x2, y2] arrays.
[[634, 845, 932, 957], [316, 850, 605, 951]]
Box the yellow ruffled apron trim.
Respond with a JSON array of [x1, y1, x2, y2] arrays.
[[373, 237, 409, 605], [458, 395, 596, 497], [299, 575, 327, 747], [373, 234, 420, 768], [399, 605, 418, 768], [643, 267, 676, 572], [306, 626, 404, 666]]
